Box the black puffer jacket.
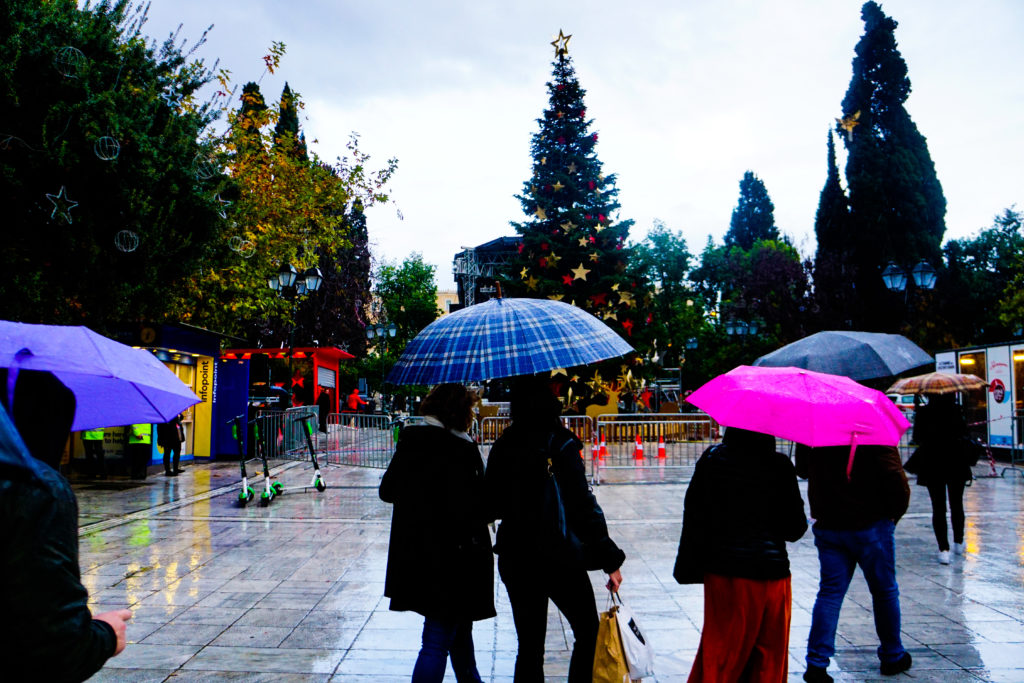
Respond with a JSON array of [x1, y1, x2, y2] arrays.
[[0, 407, 116, 682], [674, 429, 807, 584], [485, 422, 625, 574], [380, 424, 495, 622]]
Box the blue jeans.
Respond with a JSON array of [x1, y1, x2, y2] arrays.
[[411, 617, 482, 683], [806, 519, 906, 669]]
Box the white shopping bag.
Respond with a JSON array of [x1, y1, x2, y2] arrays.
[[615, 595, 655, 680]]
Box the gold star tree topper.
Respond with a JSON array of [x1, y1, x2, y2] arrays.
[[551, 29, 571, 58]]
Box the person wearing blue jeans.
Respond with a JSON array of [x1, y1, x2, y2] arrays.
[[412, 619, 481, 682], [796, 444, 912, 683]]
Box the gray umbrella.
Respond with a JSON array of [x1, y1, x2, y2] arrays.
[[752, 331, 933, 381]]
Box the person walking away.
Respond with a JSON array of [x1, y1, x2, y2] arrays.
[[127, 422, 152, 479], [316, 387, 332, 433], [485, 376, 625, 683], [0, 369, 132, 680], [379, 383, 494, 682], [156, 414, 184, 477], [81, 426, 105, 478], [674, 427, 807, 682], [796, 443, 912, 682], [911, 393, 972, 564]]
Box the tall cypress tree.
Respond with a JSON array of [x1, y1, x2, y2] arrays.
[[840, 1, 946, 330], [273, 82, 308, 160], [724, 171, 779, 250], [813, 131, 853, 329], [504, 32, 652, 397]]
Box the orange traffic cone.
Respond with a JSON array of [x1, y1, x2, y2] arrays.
[[657, 434, 667, 459], [599, 430, 608, 460], [633, 433, 644, 460], [591, 434, 599, 461]]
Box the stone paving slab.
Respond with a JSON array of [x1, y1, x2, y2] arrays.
[[72, 460, 1024, 682]]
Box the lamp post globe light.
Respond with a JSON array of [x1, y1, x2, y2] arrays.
[[882, 259, 937, 294], [366, 322, 397, 412], [268, 262, 324, 404]]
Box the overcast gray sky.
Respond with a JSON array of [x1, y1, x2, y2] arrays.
[[143, 0, 1024, 289]]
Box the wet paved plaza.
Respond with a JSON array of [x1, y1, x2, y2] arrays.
[[74, 459, 1024, 682]]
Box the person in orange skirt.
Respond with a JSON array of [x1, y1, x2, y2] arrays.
[[673, 427, 808, 682]]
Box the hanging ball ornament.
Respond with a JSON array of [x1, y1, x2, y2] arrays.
[[114, 230, 140, 253], [93, 136, 120, 161], [54, 46, 87, 78], [192, 153, 218, 181], [227, 235, 244, 252], [238, 240, 256, 259]]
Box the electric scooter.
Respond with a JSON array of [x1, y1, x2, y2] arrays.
[[230, 414, 283, 507], [297, 412, 327, 492]]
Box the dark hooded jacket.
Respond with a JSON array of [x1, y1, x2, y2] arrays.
[[0, 370, 117, 682], [674, 428, 807, 584], [911, 394, 972, 486]]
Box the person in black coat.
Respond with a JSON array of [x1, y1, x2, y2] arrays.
[[380, 383, 494, 683], [911, 393, 972, 564], [156, 414, 184, 476], [674, 427, 807, 682], [0, 369, 132, 681], [485, 376, 625, 683]]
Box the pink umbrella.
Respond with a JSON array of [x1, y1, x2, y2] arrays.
[[686, 365, 910, 463]]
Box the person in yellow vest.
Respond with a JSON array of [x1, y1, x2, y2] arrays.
[[82, 427, 105, 479], [127, 423, 151, 480]]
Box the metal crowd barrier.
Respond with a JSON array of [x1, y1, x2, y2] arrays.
[[325, 413, 397, 468], [592, 413, 719, 484], [253, 408, 323, 461]]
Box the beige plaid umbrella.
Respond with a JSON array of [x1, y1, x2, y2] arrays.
[[886, 372, 987, 395]]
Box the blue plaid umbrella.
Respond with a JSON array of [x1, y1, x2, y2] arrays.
[[386, 298, 635, 385]]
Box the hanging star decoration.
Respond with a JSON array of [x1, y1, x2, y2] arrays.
[[589, 292, 608, 306], [621, 319, 634, 336], [548, 294, 564, 301], [611, 283, 620, 291], [571, 263, 591, 281], [540, 156, 547, 165], [560, 221, 576, 233], [837, 110, 861, 141], [520, 267, 529, 279], [567, 162, 577, 174], [552, 181, 564, 192], [589, 251, 600, 263], [46, 186, 78, 223], [550, 367, 568, 377], [526, 275, 540, 290], [551, 29, 572, 58], [546, 251, 562, 268], [535, 207, 547, 220], [214, 193, 232, 220], [578, 236, 589, 247], [556, 111, 564, 119], [561, 274, 574, 286], [603, 310, 618, 321], [618, 291, 635, 307], [594, 221, 606, 233]]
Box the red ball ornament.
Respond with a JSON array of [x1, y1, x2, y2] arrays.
[[541, 242, 549, 250], [517, 244, 524, 253], [558, 136, 566, 145], [588, 181, 595, 190], [589, 236, 596, 243], [557, 84, 564, 91], [580, 109, 586, 117], [598, 213, 606, 223], [592, 133, 598, 141], [585, 214, 592, 220]]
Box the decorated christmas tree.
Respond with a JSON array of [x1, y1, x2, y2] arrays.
[[505, 31, 652, 404]]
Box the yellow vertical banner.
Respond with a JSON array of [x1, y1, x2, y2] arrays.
[[193, 355, 215, 458]]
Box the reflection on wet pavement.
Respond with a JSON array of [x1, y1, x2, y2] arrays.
[[75, 461, 1024, 681]]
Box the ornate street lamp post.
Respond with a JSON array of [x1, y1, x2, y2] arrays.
[[268, 263, 324, 404]]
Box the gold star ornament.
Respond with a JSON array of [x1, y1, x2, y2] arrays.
[[552, 181, 564, 192], [551, 29, 571, 58], [571, 263, 591, 281], [535, 207, 547, 220]]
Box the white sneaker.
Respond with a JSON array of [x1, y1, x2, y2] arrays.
[[953, 542, 965, 555], [938, 550, 951, 565]]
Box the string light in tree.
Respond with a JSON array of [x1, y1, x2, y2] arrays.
[[53, 46, 86, 78], [93, 136, 120, 161], [114, 229, 140, 253], [45, 186, 78, 223]]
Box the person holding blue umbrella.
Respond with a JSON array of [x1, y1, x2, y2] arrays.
[[0, 369, 132, 680]]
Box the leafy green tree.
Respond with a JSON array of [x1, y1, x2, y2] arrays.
[[503, 36, 653, 399], [838, 1, 946, 331], [0, 0, 226, 332], [937, 208, 1024, 346], [813, 131, 855, 329], [725, 171, 780, 250]]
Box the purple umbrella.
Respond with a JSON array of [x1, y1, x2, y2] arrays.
[[0, 320, 200, 430]]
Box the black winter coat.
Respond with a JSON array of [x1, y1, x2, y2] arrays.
[[485, 422, 625, 574], [911, 400, 972, 486], [380, 424, 495, 622], [674, 433, 807, 584], [0, 408, 116, 682]]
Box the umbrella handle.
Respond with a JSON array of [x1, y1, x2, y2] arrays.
[[846, 433, 859, 481]]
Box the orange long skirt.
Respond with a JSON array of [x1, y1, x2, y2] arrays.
[[687, 573, 792, 683]]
